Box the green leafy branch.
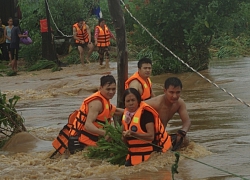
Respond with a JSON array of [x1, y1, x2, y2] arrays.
[[0, 91, 26, 148], [86, 121, 128, 165]]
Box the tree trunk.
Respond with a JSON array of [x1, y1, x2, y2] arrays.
[[42, 0, 59, 64], [107, 0, 128, 124]]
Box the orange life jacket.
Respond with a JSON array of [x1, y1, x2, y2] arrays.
[[69, 91, 116, 146], [125, 72, 152, 100], [122, 102, 171, 166], [73, 23, 89, 43], [51, 110, 79, 156], [96, 25, 110, 47]]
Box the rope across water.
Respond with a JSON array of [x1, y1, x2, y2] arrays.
[[120, 0, 250, 108]]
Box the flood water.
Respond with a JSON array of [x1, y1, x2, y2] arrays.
[[0, 57, 250, 180]]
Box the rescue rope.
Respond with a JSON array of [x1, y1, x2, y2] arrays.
[[45, 0, 72, 38], [45, 0, 96, 38], [120, 0, 250, 108], [172, 152, 249, 180], [130, 134, 248, 180]]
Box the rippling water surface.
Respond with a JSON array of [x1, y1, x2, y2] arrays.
[[0, 58, 250, 180]]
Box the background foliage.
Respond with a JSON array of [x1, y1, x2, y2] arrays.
[[122, 0, 250, 74], [17, 0, 250, 74], [18, 0, 99, 65]]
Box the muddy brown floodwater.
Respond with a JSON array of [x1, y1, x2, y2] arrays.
[[0, 58, 250, 180]]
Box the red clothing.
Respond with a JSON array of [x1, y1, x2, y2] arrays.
[[94, 26, 114, 39]]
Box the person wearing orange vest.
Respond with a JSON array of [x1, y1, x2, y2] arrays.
[[122, 88, 172, 166], [94, 18, 116, 67], [125, 57, 155, 101], [73, 18, 94, 66], [145, 77, 191, 151], [67, 75, 124, 154]]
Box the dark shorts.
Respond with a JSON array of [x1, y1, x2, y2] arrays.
[[97, 46, 110, 55], [6, 43, 11, 52], [11, 48, 19, 60], [75, 42, 88, 48]]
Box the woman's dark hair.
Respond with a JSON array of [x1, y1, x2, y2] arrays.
[[123, 88, 141, 106]]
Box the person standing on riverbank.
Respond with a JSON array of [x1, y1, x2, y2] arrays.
[[145, 77, 191, 150], [0, 18, 8, 61], [10, 18, 27, 72], [5, 17, 13, 62], [125, 57, 155, 100], [94, 18, 116, 67], [73, 18, 94, 66]]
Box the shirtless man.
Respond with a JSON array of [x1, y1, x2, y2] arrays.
[[145, 77, 191, 150]]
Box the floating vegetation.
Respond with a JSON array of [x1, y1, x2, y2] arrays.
[[86, 122, 128, 165], [27, 60, 57, 72], [0, 91, 26, 148]]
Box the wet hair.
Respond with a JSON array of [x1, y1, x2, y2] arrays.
[[13, 18, 19, 26], [77, 18, 84, 23], [100, 75, 116, 86], [137, 57, 152, 68], [98, 18, 105, 25], [164, 77, 182, 89], [123, 88, 141, 106]]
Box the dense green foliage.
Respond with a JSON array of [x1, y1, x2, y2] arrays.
[[17, 0, 250, 74], [0, 91, 26, 148], [122, 0, 250, 74], [18, 0, 98, 65], [86, 122, 128, 165]]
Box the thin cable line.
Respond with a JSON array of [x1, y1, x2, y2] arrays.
[[120, 0, 250, 108]]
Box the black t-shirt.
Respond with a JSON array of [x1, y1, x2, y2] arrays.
[[10, 26, 21, 48], [140, 110, 154, 132]]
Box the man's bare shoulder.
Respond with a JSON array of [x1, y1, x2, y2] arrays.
[[178, 97, 188, 108], [145, 94, 165, 109], [177, 97, 186, 106], [88, 99, 103, 112], [129, 79, 141, 89]]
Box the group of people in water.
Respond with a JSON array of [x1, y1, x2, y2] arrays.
[[52, 57, 191, 166]]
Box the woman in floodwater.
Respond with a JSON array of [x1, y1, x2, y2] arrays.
[[122, 88, 172, 166]]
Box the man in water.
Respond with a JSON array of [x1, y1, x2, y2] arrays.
[[52, 75, 124, 155], [125, 57, 155, 100], [145, 77, 191, 150]]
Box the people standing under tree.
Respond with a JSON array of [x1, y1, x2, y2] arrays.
[[4, 17, 13, 63], [94, 18, 116, 67], [10, 18, 27, 72], [73, 18, 94, 66], [145, 77, 191, 151], [125, 57, 155, 100], [122, 88, 172, 166], [0, 18, 8, 61]]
